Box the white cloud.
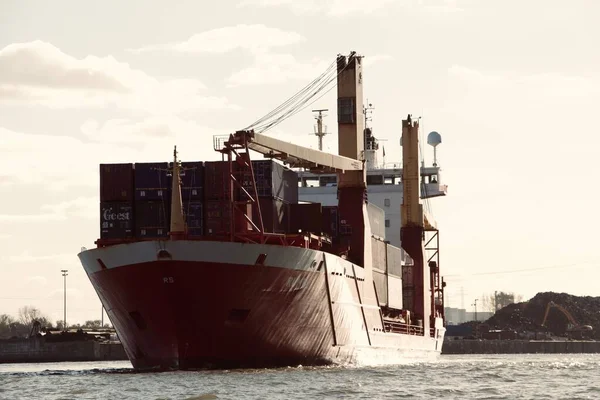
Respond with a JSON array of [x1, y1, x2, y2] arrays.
[[0, 197, 96, 223], [226, 52, 330, 87], [26, 276, 48, 287], [129, 24, 305, 54], [418, 0, 464, 13], [447, 65, 600, 100], [0, 40, 128, 91], [49, 287, 84, 301], [227, 51, 392, 88], [128, 25, 320, 87], [0, 119, 225, 192], [363, 54, 393, 67], [41, 197, 98, 220], [237, 0, 462, 16], [6, 252, 74, 263], [79, 116, 225, 158], [237, 0, 395, 16], [0, 41, 236, 113]]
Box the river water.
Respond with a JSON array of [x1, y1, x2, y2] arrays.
[[1, 354, 598, 399]]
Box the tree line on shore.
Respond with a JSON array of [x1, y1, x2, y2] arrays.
[[0, 305, 112, 339]]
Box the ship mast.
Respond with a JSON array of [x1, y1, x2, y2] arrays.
[[400, 115, 429, 333], [312, 109, 329, 151], [169, 146, 186, 239]]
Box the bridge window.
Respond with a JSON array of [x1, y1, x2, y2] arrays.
[[367, 175, 383, 185]]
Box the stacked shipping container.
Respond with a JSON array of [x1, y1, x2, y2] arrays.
[[372, 239, 404, 310], [244, 160, 298, 234], [134, 162, 171, 239], [99, 164, 134, 239], [99, 158, 303, 239], [386, 244, 403, 309], [204, 161, 236, 236], [289, 203, 321, 234], [321, 206, 339, 238], [179, 162, 204, 202], [180, 162, 204, 237], [100, 161, 205, 240]]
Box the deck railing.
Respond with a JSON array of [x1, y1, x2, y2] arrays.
[[383, 319, 424, 336]]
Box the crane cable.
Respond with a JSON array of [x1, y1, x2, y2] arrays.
[[242, 59, 337, 131], [242, 52, 355, 133]]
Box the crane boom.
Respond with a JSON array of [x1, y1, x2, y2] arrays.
[[222, 130, 363, 173], [541, 301, 593, 332]]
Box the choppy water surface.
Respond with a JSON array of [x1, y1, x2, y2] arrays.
[[1, 354, 599, 399]]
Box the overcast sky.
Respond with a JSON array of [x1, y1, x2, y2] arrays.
[[1, 0, 598, 323]]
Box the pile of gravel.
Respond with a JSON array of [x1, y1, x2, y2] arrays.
[[482, 292, 600, 338]]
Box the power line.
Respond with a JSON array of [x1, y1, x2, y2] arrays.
[[444, 261, 597, 278]]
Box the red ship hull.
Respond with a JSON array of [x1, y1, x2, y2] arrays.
[[79, 240, 445, 370], [91, 260, 340, 369]]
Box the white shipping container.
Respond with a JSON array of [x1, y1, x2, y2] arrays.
[[367, 203, 385, 239], [371, 237, 387, 271], [386, 244, 402, 277], [388, 275, 403, 309], [373, 270, 388, 306]]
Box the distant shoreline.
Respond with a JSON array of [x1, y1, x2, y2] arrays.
[[442, 339, 600, 354]]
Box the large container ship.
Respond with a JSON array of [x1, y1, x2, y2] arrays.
[[78, 52, 448, 370]]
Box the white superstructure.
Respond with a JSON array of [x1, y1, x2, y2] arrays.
[[298, 126, 447, 247]]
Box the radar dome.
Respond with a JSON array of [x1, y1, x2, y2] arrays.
[[427, 131, 442, 147]]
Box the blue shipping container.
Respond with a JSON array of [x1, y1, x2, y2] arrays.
[[169, 161, 204, 202], [240, 160, 298, 203], [180, 161, 204, 187], [183, 201, 203, 236], [135, 162, 171, 201], [134, 200, 170, 238]]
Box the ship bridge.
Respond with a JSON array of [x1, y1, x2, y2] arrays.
[[297, 164, 446, 249], [297, 165, 447, 198]]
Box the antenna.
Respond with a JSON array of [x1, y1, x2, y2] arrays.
[[363, 100, 374, 128], [311, 109, 329, 151], [427, 131, 442, 167]]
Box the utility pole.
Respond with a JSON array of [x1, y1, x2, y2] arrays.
[[61, 269, 68, 331], [101, 306, 104, 327], [472, 298, 478, 322], [311, 109, 328, 151]]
